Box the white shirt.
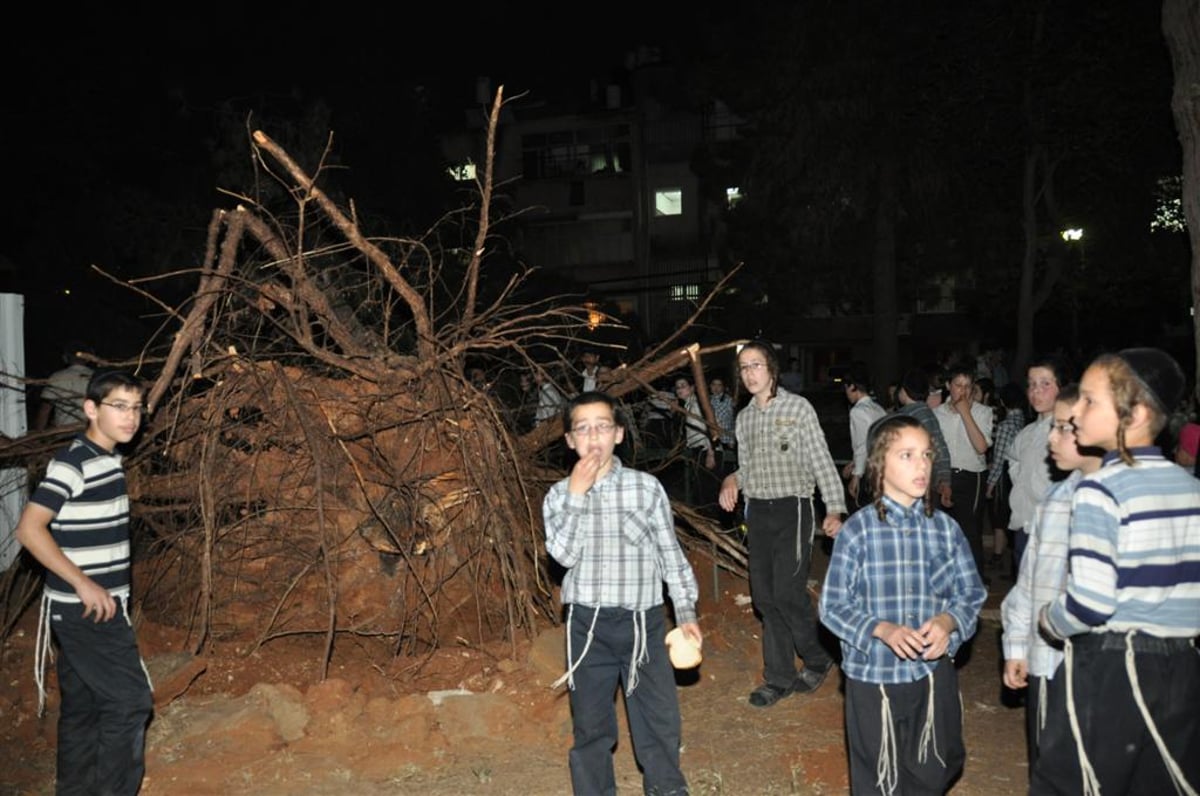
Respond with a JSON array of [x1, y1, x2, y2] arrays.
[[42, 363, 93, 427], [849, 396, 887, 477], [682, 395, 711, 452], [535, 382, 565, 425], [1005, 414, 1053, 531], [934, 401, 993, 472], [580, 366, 600, 393]]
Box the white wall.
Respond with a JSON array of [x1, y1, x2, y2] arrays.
[[0, 293, 27, 569]]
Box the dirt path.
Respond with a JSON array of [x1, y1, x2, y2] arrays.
[[0, 545, 1026, 795]]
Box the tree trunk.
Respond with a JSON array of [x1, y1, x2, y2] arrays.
[[1163, 0, 1200, 394], [871, 157, 899, 391], [1013, 5, 1047, 378], [1014, 148, 1038, 378]]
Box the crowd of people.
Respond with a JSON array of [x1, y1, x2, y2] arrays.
[[534, 341, 1199, 795], [14, 336, 1200, 795]]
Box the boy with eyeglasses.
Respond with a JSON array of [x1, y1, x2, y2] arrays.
[[543, 390, 701, 795], [14, 369, 154, 796], [1000, 383, 1101, 780], [718, 340, 846, 707]]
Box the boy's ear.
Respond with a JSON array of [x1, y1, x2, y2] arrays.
[[82, 399, 100, 422], [1127, 401, 1154, 435]]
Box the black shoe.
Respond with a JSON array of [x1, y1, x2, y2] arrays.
[[748, 682, 794, 707], [793, 664, 832, 695]]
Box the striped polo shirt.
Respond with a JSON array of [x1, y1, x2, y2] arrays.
[[30, 435, 132, 602], [1042, 447, 1200, 639]]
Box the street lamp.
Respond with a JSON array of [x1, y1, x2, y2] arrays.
[[1060, 228, 1086, 352]]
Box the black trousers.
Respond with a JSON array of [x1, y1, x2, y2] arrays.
[[948, 469, 985, 578], [746, 496, 833, 689], [565, 605, 687, 796], [1030, 633, 1199, 795], [50, 598, 154, 796], [844, 657, 966, 795]]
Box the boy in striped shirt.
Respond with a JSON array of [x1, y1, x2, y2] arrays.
[[1036, 348, 1200, 794], [15, 369, 153, 796]]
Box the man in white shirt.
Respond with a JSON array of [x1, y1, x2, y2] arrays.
[[935, 360, 994, 582], [841, 366, 886, 510], [34, 342, 94, 430]]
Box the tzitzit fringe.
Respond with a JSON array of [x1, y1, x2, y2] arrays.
[[32, 594, 153, 717], [551, 604, 598, 691], [33, 595, 52, 718], [551, 607, 649, 696], [875, 684, 899, 795], [1064, 639, 1102, 796], [1036, 675, 1048, 743], [625, 609, 648, 696], [792, 496, 815, 575], [1122, 631, 1196, 796], [123, 598, 154, 693], [917, 669, 946, 769]]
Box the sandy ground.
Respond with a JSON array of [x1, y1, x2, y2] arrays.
[[0, 543, 1026, 795]]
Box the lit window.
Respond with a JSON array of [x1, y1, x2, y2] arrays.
[[654, 189, 683, 216], [670, 284, 700, 301], [448, 162, 477, 182], [726, 186, 743, 208]]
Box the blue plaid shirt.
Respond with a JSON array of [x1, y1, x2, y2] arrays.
[[819, 495, 987, 684]]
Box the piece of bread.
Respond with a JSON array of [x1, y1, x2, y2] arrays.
[[665, 627, 702, 669]]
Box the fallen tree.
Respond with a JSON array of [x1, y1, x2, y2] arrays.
[[2, 88, 748, 678]]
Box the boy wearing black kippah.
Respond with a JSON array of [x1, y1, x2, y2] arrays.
[[1034, 347, 1200, 794]]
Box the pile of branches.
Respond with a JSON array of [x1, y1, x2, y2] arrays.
[[1, 90, 748, 675]]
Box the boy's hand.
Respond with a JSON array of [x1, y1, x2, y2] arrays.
[[718, 475, 739, 511], [1003, 659, 1028, 690], [567, 452, 605, 495], [77, 578, 117, 623], [873, 621, 926, 659], [938, 483, 953, 507], [680, 621, 702, 648], [822, 513, 843, 538], [917, 613, 956, 659]]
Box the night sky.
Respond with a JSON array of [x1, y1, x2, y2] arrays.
[[0, 4, 1183, 376], [2, 5, 688, 374]]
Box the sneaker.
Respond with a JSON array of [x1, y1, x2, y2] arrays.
[[793, 664, 832, 694], [748, 682, 794, 708]]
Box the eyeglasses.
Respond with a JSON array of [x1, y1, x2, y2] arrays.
[[1050, 421, 1075, 435], [571, 422, 616, 436], [738, 361, 767, 373], [100, 401, 145, 416]]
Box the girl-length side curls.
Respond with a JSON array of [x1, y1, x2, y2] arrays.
[[865, 414, 935, 521]]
